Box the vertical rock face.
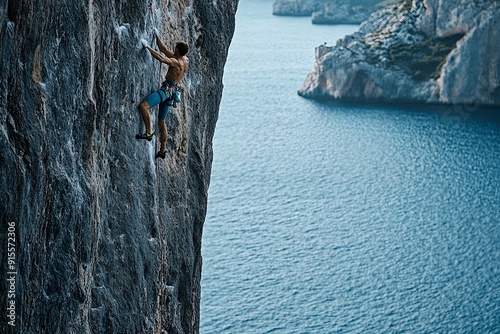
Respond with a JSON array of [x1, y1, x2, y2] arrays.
[[299, 0, 500, 105], [0, 0, 237, 333]]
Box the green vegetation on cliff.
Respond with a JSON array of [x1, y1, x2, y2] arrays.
[[397, 0, 412, 11], [387, 34, 465, 80]]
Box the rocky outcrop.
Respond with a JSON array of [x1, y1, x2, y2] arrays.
[[0, 0, 237, 333], [273, 0, 324, 16], [299, 0, 500, 106], [273, 0, 394, 24], [312, 4, 374, 25]]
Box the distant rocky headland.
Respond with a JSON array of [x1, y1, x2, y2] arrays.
[[299, 0, 500, 106], [273, 0, 396, 24]]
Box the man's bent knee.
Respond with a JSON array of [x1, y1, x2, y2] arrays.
[[139, 100, 150, 111]]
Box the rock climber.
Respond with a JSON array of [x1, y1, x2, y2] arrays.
[[136, 35, 189, 159]]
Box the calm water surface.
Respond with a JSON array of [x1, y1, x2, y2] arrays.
[[201, 1, 500, 333]]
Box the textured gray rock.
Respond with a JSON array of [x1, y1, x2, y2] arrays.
[[0, 0, 237, 333], [299, 0, 500, 106]]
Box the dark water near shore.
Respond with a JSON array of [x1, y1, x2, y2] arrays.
[[201, 1, 500, 333]]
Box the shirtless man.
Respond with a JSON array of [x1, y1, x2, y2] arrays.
[[136, 36, 189, 159]]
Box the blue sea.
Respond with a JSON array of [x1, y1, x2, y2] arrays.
[[200, 0, 500, 333]]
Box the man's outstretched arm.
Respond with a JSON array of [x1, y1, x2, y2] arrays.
[[156, 35, 174, 57], [146, 46, 178, 67]]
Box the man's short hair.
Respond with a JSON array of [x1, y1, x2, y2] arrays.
[[176, 42, 189, 56]]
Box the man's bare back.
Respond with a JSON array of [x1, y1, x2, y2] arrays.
[[165, 56, 189, 83], [146, 37, 189, 83]]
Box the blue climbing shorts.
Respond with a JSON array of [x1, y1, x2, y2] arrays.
[[144, 87, 174, 120]]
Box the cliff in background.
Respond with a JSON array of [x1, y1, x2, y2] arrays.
[[273, 0, 395, 24], [299, 0, 500, 106], [273, 0, 324, 16], [0, 0, 237, 333]]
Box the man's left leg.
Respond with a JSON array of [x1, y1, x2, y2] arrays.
[[155, 103, 171, 159], [136, 89, 167, 141], [138, 101, 153, 135]]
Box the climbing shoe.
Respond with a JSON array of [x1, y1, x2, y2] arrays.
[[135, 132, 154, 141], [155, 150, 166, 159]]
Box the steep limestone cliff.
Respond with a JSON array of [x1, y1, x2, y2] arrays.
[[0, 0, 237, 333], [299, 0, 500, 105]]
